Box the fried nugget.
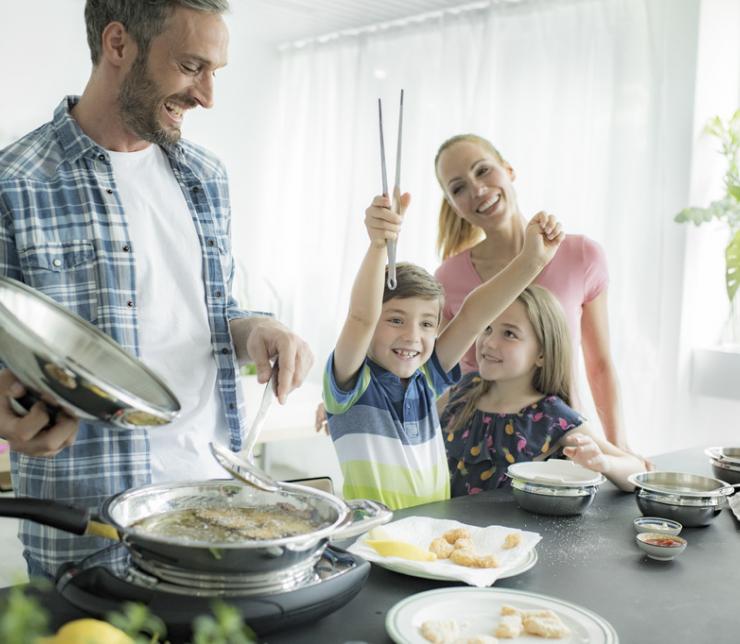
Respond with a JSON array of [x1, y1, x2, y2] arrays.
[[442, 527, 472, 544], [420, 619, 461, 643], [453, 537, 474, 551], [429, 536, 455, 559], [494, 614, 523, 638], [522, 613, 570, 639], [449, 548, 499, 568], [452, 636, 500, 644], [502, 532, 522, 549]]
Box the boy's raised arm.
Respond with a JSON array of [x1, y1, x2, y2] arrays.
[[333, 194, 410, 389], [435, 212, 564, 373]]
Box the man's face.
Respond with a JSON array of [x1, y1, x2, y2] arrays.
[[119, 7, 229, 145]]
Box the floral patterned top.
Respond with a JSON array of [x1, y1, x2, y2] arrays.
[[441, 373, 586, 496]]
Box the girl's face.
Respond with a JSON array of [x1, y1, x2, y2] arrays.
[[436, 140, 518, 228], [368, 296, 440, 379], [476, 300, 543, 387]]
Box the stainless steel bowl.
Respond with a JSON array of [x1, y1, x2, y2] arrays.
[[628, 471, 735, 527], [510, 479, 600, 516], [0, 276, 180, 429], [709, 458, 740, 485]]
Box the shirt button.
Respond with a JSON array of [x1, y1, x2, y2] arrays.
[[52, 258, 62, 267], [229, 403, 235, 410], [192, 185, 201, 193], [97, 154, 105, 161], [207, 239, 216, 247], [214, 290, 222, 297], [221, 348, 229, 355], [127, 300, 134, 307], [106, 188, 113, 194], [122, 245, 130, 252]]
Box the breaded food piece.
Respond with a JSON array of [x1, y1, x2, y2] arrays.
[[494, 614, 523, 638], [453, 537, 475, 551], [452, 636, 500, 644], [449, 548, 499, 568], [502, 532, 522, 549], [443, 527, 472, 544], [420, 619, 460, 643], [522, 613, 570, 639], [500, 605, 520, 616], [429, 536, 455, 559]]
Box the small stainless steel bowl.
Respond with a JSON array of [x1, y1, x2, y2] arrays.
[[510, 479, 599, 516], [705, 446, 740, 467], [633, 516, 682, 535], [628, 471, 735, 527], [709, 458, 740, 485], [635, 532, 687, 561]]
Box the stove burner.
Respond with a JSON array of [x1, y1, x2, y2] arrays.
[[55, 545, 370, 637]]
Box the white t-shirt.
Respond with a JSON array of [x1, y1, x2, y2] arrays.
[[108, 144, 229, 483]]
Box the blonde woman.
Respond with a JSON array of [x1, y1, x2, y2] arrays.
[[441, 286, 643, 496], [434, 134, 629, 451]]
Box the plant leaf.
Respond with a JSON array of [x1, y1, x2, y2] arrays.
[[726, 230, 740, 302]]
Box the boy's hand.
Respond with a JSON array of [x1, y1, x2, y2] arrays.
[[561, 432, 607, 473], [365, 193, 411, 247], [522, 211, 564, 266]]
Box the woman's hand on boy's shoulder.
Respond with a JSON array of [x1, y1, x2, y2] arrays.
[[364, 193, 411, 246], [522, 211, 564, 266]]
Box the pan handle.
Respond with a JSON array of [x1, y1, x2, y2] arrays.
[[0, 497, 90, 535], [330, 498, 393, 542]]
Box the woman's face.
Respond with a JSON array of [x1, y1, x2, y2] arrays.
[[436, 140, 517, 228]]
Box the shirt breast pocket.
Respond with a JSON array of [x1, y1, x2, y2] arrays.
[[17, 240, 99, 322]]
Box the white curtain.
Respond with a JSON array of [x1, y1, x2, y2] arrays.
[[243, 0, 699, 454]]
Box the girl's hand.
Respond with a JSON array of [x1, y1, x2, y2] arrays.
[[364, 193, 411, 247], [522, 211, 564, 266], [561, 432, 607, 473]]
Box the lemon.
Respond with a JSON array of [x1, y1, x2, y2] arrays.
[[365, 539, 437, 561], [37, 618, 134, 644]]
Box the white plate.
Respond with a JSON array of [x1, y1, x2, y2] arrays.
[[386, 587, 618, 644], [374, 547, 538, 582], [508, 460, 605, 487]]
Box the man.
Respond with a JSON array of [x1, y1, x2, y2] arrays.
[[0, 0, 313, 577]]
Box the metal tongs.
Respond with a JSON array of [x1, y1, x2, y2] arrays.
[[377, 89, 404, 290], [241, 363, 278, 461]]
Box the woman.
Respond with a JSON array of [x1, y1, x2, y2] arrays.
[[434, 133, 630, 451]]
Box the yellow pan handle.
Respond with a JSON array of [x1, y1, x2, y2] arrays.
[[86, 520, 120, 541]]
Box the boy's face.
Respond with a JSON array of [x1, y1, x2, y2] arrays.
[[368, 296, 440, 379]]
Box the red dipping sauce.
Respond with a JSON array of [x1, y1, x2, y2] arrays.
[[643, 536, 682, 547]]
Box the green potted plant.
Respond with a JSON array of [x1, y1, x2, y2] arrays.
[[675, 109, 740, 346]]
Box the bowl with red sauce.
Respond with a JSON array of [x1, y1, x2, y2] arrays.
[[635, 532, 687, 561]]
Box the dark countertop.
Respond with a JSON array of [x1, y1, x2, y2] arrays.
[[2, 447, 738, 643], [268, 447, 739, 644]]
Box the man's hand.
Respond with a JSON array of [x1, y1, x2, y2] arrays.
[[241, 318, 314, 404], [0, 369, 79, 457]]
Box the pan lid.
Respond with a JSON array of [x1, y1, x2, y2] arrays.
[[0, 276, 180, 429]]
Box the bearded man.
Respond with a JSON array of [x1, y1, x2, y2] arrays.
[[0, 0, 313, 578]]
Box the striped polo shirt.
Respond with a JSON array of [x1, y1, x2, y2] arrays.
[[323, 351, 461, 510]]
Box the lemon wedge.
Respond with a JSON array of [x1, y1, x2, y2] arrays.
[[365, 539, 437, 561]]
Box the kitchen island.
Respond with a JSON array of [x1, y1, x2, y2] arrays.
[[2, 447, 737, 643]]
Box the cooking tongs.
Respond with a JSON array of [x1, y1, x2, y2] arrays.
[[378, 89, 404, 290]]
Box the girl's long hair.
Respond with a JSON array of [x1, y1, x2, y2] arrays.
[[434, 133, 507, 260], [445, 285, 573, 433]]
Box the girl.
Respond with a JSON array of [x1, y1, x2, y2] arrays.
[[434, 134, 630, 452], [441, 285, 643, 495]]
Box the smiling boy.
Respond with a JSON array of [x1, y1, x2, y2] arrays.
[[323, 193, 563, 510]]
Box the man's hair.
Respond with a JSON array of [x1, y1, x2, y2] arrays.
[[382, 262, 445, 309], [85, 0, 230, 65]]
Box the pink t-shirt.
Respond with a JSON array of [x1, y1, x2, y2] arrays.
[[434, 235, 609, 374]]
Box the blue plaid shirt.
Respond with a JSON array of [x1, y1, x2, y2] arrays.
[[0, 96, 253, 575]]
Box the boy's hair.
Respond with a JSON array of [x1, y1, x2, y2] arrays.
[[434, 133, 508, 260], [84, 0, 230, 65], [445, 285, 573, 434], [382, 262, 445, 311]]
